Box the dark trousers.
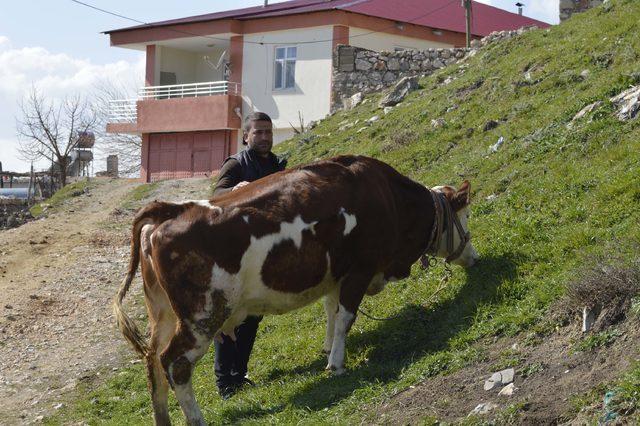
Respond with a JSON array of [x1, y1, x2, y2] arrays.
[[214, 315, 262, 389]]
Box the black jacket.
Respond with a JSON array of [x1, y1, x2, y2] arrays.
[[212, 149, 287, 197]]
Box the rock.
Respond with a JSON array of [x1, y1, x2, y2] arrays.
[[431, 118, 446, 128], [387, 58, 400, 71], [484, 368, 515, 390], [469, 402, 498, 416], [382, 72, 397, 83], [366, 115, 380, 124], [580, 69, 590, 79], [489, 136, 505, 153], [486, 194, 498, 202], [611, 85, 640, 121], [500, 368, 515, 385], [483, 120, 500, 132], [383, 107, 393, 114], [570, 101, 603, 124], [484, 372, 503, 391], [582, 306, 596, 332], [355, 59, 372, 71], [356, 127, 368, 133], [4, 304, 12, 309], [346, 92, 363, 110], [379, 76, 420, 107]]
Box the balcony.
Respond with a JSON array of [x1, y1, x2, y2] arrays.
[[106, 81, 242, 134]]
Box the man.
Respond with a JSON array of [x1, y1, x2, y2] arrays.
[[212, 112, 286, 399]]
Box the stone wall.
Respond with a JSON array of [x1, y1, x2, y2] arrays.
[[559, 0, 604, 21], [331, 27, 536, 111], [332, 45, 467, 110]]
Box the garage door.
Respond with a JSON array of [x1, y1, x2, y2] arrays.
[[148, 131, 230, 182]]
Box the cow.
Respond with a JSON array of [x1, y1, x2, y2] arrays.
[[113, 155, 478, 425]]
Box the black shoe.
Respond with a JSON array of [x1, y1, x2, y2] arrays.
[[238, 376, 255, 388], [218, 383, 240, 400]]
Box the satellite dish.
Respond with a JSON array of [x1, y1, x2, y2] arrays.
[[203, 50, 228, 70]]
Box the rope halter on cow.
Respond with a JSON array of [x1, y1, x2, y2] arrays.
[[420, 188, 472, 268]]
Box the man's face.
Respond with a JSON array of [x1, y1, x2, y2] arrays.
[[244, 120, 273, 156]]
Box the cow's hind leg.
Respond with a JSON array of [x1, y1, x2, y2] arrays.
[[141, 225, 176, 426], [144, 282, 177, 425], [323, 289, 339, 354], [327, 271, 372, 375]]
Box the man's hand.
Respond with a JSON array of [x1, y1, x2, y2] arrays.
[[232, 181, 250, 191]]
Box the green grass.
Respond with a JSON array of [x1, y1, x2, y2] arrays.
[[572, 329, 623, 353], [29, 179, 94, 217], [48, 1, 640, 424], [120, 182, 160, 211]]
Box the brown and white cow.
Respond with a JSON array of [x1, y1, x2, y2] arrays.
[[114, 155, 478, 425]]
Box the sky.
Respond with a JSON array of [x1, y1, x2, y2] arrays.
[[0, 0, 559, 172]]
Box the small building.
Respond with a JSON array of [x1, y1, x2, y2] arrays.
[[104, 0, 547, 182]]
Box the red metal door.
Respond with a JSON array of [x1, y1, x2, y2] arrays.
[[148, 131, 229, 182]]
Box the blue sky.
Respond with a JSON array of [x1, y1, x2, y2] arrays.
[[0, 1, 559, 172]]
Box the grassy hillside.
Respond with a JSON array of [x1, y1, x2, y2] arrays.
[[48, 1, 639, 424]]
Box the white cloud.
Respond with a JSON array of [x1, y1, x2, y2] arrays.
[[0, 36, 144, 172]]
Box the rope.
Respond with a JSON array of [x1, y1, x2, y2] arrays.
[[357, 259, 453, 321]]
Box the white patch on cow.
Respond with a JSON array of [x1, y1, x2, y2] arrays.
[[170, 251, 179, 260], [208, 217, 337, 337], [242, 215, 249, 224], [327, 304, 355, 374], [340, 207, 357, 236], [179, 199, 223, 214], [323, 289, 339, 353], [141, 225, 155, 257]]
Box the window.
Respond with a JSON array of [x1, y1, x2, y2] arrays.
[[274, 46, 297, 90]]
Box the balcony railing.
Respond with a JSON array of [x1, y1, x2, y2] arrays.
[[108, 81, 241, 124], [109, 99, 137, 123], [140, 81, 241, 100]]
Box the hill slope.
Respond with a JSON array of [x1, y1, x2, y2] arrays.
[[49, 1, 639, 424]]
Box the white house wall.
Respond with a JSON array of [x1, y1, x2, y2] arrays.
[[242, 26, 334, 137], [349, 27, 453, 51], [159, 46, 196, 84]]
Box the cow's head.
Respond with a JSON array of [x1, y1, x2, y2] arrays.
[[432, 181, 479, 268]]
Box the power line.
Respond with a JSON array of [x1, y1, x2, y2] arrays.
[[69, 0, 460, 47]]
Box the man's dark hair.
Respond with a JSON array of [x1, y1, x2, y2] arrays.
[[243, 112, 272, 132]]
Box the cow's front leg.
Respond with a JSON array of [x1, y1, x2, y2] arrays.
[[326, 271, 372, 375], [323, 289, 339, 354]]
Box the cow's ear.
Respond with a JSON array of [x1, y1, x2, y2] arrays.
[[451, 180, 471, 211]]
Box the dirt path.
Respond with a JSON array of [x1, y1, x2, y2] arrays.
[[0, 177, 211, 424]]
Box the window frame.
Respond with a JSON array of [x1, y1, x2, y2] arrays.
[[274, 45, 297, 91]]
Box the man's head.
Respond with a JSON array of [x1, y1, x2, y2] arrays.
[[243, 112, 273, 157]]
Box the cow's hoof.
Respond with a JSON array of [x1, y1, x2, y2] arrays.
[[325, 364, 346, 376]]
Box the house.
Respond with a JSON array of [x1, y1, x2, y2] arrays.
[[105, 0, 547, 182]]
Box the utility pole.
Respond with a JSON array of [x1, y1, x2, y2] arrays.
[[462, 0, 472, 48]]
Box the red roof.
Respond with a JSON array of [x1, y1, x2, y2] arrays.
[[106, 0, 550, 37]]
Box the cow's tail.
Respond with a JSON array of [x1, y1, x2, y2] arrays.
[[113, 201, 187, 358]]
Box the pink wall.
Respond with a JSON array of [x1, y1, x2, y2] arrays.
[[145, 45, 156, 87], [136, 95, 242, 133]]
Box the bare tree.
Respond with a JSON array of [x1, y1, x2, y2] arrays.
[[17, 86, 97, 187], [93, 77, 142, 176]]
